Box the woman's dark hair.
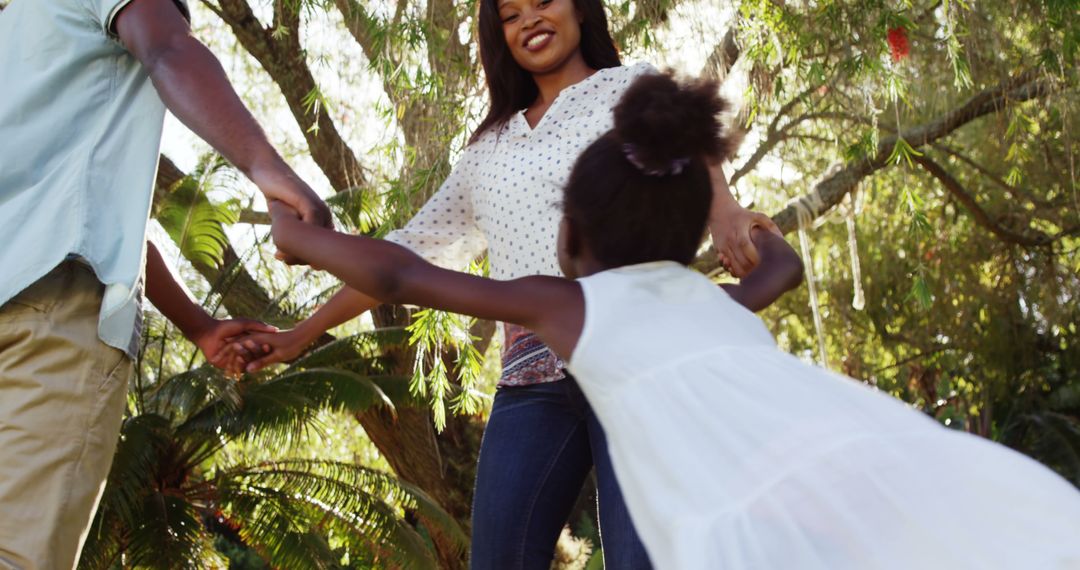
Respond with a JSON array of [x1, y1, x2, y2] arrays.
[[471, 0, 621, 143], [562, 72, 731, 268]]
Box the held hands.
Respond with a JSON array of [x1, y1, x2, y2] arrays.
[[233, 327, 314, 373], [251, 167, 332, 264], [266, 200, 310, 264], [187, 317, 278, 376], [707, 161, 782, 277], [711, 200, 782, 278]]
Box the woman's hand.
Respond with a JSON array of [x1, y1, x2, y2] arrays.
[[707, 161, 781, 277], [711, 202, 781, 277]]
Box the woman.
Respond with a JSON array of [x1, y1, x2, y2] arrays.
[[239, 0, 776, 567]]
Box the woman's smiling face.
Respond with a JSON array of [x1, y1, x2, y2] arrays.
[[498, 0, 584, 75]]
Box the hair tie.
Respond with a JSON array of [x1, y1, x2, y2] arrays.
[[622, 143, 691, 177]]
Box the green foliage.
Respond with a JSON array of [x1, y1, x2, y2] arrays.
[[887, 137, 923, 168], [156, 155, 240, 269], [79, 331, 464, 569], [730, 0, 1080, 486], [406, 308, 484, 432], [402, 256, 491, 431]]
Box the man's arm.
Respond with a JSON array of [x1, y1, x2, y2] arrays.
[[145, 240, 275, 367], [114, 0, 331, 235]]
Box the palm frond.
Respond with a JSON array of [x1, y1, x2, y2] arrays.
[[81, 414, 223, 570], [156, 155, 239, 269], [146, 365, 242, 422], [97, 414, 176, 526], [326, 185, 384, 235], [79, 508, 123, 570], [178, 369, 400, 447], [216, 460, 462, 568], [83, 327, 459, 568], [122, 492, 223, 569]]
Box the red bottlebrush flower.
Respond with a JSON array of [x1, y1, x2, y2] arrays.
[[887, 27, 910, 62]]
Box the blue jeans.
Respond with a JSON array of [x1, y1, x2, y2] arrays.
[[470, 376, 652, 569]]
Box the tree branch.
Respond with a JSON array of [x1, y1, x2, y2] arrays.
[[913, 154, 1059, 247], [426, 0, 470, 78], [693, 71, 1059, 272], [208, 0, 367, 193], [702, 26, 740, 82], [769, 72, 1056, 234], [930, 142, 1057, 209], [334, 0, 392, 67], [151, 155, 187, 213], [613, 0, 680, 47], [237, 209, 271, 225], [730, 83, 826, 187]]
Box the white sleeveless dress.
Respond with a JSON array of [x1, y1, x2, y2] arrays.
[[568, 261, 1080, 570]]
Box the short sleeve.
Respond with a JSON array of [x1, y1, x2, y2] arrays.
[[86, 0, 191, 38], [385, 147, 487, 271], [620, 62, 659, 91], [633, 61, 660, 76]]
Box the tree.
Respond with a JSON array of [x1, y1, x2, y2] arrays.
[[712, 0, 1080, 483]]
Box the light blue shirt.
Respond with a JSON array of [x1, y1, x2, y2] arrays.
[[0, 0, 189, 356]]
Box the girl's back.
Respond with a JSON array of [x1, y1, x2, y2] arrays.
[[570, 261, 1080, 570]]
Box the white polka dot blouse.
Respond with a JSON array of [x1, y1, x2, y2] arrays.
[[385, 62, 656, 385]]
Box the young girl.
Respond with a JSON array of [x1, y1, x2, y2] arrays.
[[265, 73, 1080, 569]]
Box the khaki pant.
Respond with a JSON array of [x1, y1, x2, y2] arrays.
[[0, 262, 131, 570]]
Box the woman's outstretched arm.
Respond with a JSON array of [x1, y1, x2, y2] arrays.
[[721, 228, 804, 312], [268, 202, 585, 359]]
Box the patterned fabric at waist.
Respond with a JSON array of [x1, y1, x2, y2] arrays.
[[499, 323, 566, 387]]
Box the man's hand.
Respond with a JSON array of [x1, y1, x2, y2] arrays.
[[189, 318, 277, 374], [251, 168, 333, 232]]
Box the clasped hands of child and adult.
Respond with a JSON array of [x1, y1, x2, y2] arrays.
[[208, 200, 778, 378]]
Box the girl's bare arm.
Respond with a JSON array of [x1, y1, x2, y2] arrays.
[[269, 203, 584, 359], [720, 228, 804, 312]]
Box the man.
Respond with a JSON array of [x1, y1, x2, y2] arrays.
[[0, 0, 332, 567]]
